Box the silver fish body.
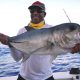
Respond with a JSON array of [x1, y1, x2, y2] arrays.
[[8, 23, 80, 56]]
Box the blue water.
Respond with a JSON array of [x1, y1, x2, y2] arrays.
[[0, 44, 80, 77]]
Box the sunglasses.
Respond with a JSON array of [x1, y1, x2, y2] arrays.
[[30, 9, 43, 13]]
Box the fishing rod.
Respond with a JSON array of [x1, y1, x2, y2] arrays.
[[63, 9, 71, 23]]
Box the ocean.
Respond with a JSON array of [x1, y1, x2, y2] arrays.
[[0, 44, 80, 77]]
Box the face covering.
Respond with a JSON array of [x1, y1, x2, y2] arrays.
[[28, 20, 45, 29]]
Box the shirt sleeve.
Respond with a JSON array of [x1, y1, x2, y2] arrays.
[[9, 27, 27, 62]]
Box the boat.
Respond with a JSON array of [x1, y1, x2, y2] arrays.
[[0, 71, 80, 80], [0, 76, 17, 80]]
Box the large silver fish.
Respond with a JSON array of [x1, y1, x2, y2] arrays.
[[8, 23, 80, 56]]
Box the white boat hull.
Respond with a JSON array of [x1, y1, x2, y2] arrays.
[[0, 71, 79, 80]]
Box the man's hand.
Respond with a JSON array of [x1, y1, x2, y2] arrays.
[[71, 43, 80, 53], [0, 33, 9, 45]]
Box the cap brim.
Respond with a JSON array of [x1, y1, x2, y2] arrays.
[[28, 5, 42, 10]]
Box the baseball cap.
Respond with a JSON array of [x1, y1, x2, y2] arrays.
[[28, 1, 45, 12]]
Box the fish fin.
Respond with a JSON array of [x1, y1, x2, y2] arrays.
[[21, 53, 31, 62]]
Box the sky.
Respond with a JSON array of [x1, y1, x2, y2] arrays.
[[0, 0, 80, 36]]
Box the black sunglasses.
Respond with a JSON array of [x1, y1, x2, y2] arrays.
[[30, 9, 43, 13]]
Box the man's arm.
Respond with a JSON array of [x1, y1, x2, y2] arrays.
[[0, 33, 9, 45], [71, 43, 80, 53], [0, 33, 23, 61]]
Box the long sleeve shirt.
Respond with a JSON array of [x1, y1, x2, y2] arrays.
[[9, 23, 60, 80]]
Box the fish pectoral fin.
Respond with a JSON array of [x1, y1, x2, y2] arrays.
[[21, 53, 30, 62]]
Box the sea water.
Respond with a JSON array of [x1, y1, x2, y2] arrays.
[[0, 44, 80, 77]]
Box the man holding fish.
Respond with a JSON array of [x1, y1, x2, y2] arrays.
[[0, 1, 80, 80]]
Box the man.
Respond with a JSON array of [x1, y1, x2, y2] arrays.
[[0, 1, 80, 80], [0, 1, 54, 80]]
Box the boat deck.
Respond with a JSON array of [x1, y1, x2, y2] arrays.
[[0, 71, 76, 80]]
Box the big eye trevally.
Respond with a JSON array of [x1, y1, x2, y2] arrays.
[[8, 23, 80, 59]]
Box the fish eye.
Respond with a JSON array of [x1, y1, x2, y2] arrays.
[[69, 25, 76, 31]]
